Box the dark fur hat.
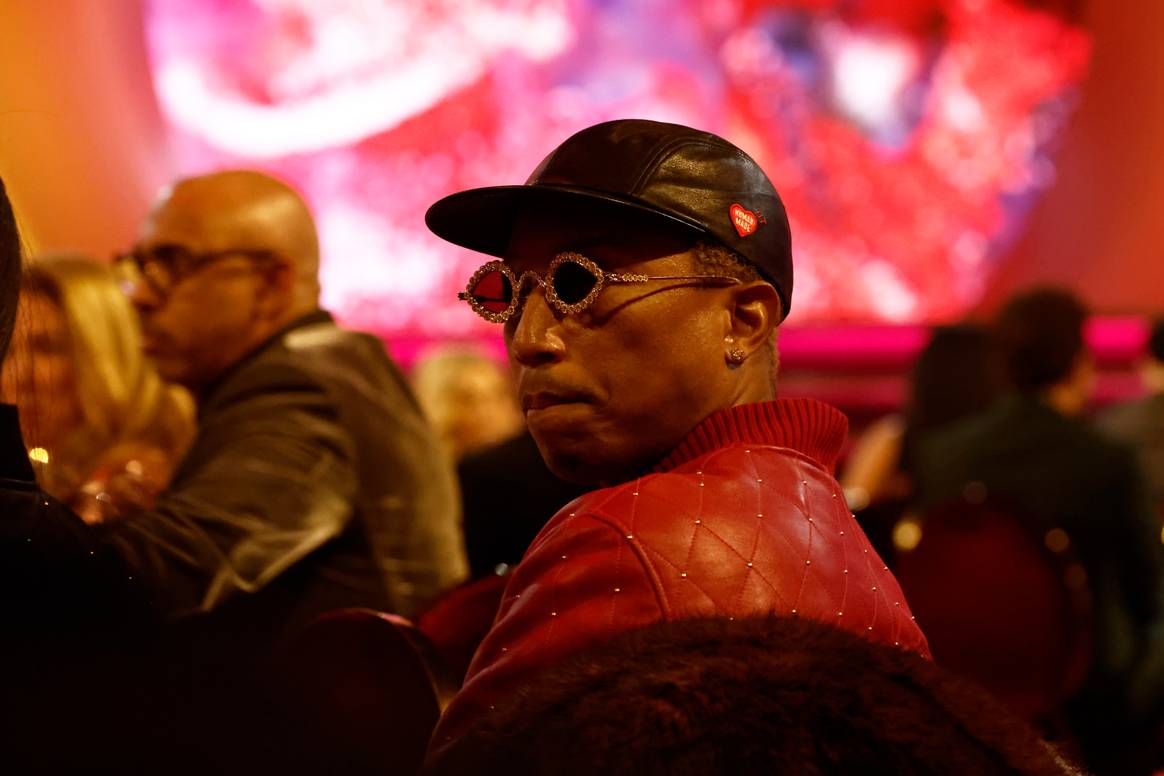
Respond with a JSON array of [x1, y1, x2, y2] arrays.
[[429, 615, 1080, 776]]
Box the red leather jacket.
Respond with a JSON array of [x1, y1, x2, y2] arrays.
[[429, 399, 929, 756]]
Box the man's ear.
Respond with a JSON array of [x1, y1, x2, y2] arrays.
[[724, 280, 782, 356], [256, 257, 297, 320]]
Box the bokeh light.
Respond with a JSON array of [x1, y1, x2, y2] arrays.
[[144, 0, 1091, 346]]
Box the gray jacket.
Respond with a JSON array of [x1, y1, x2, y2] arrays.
[[104, 311, 466, 621]]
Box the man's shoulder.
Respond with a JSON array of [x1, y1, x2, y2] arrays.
[[917, 398, 1138, 495], [271, 319, 394, 375], [280, 317, 380, 352], [921, 402, 1008, 452], [216, 319, 404, 407], [919, 399, 1090, 461], [527, 473, 696, 553], [1041, 404, 1136, 467], [205, 348, 332, 416], [547, 445, 837, 538]]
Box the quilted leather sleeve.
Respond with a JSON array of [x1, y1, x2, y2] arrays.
[[430, 510, 663, 750]]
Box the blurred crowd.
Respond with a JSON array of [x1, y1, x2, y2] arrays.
[[842, 294, 1164, 773], [0, 118, 1161, 776]]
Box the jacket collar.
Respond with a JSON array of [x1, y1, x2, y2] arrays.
[[653, 398, 849, 474], [199, 309, 334, 409]]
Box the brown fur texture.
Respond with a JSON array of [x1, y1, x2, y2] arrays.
[[428, 615, 1083, 776]]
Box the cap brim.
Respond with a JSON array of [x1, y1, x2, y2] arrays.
[[425, 184, 708, 259]]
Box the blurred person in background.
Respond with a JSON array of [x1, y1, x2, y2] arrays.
[[842, 323, 1004, 561], [411, 345, 524, 462], [0, 177, 161, 773], [102, 169, 466, 625], [915, 287, 1163, 773], [1099, 317, 1164, 515], [2, 254, 194, 523], [456, 428, 588, 581], [0, 186, 142, 633]]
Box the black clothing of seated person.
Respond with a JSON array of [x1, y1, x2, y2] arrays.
[[0, 404, 176, 773], [458, 430, 588, 579], [0, 176, 164, 772], [0, 406, 148, 637], [0, 177, 145, 636]]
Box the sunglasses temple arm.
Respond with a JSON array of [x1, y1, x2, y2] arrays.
[[606, 273, 743, 285]]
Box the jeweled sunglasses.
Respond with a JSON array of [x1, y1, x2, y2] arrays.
[[458, 252, 741, 323]]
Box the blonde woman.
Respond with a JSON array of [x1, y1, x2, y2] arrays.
[[1, 253, 194, 522]]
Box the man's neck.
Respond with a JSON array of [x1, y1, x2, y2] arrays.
[[193, 308, 328, 403]]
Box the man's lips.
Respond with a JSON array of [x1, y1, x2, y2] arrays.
[[521, 391, 592, 412]]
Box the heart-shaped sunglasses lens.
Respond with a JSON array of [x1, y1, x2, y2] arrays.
[[467, 269, 514, 314]]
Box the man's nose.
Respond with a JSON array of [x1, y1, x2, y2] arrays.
[[508, 284, 565, 368], [123, 276, 161, 312]]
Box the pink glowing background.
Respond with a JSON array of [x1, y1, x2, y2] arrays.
[[142, 0, 1091, 342]]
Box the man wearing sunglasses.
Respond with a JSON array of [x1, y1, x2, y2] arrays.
[[102, 170, 466, 625], [423, 119, 929, 759]]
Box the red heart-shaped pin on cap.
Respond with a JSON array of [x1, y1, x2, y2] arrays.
[[730, 203, 759, 237]]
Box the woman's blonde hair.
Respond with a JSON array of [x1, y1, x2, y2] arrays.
[[24, 254, 194, 460]]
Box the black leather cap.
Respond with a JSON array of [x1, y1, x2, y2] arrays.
[[426, 119, 793, 320]]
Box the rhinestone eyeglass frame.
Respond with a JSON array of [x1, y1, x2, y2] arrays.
[[458, 252, 742, 323]]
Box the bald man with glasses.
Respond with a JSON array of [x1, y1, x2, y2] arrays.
[[2, 171, 471, 771], [105, 170, 466, 625]]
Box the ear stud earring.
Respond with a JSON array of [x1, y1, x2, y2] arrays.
[[726, 348, 747, 365]]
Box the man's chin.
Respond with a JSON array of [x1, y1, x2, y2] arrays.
[[527, 430, 593, 484], [534, 438, 648, 488], [542, 455, 603, 486], [146, 353, 192, 388], [529, 413, 678, 486]]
